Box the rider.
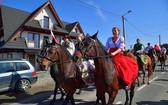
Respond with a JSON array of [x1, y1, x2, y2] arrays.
[[161, 45, 167, 59], [75, 33, 95, 83], [105, 26, 138, 88], [145, 43, 153, 54], [62, 35, 75, 56], [161, 45, 167, 55], [133, 38, 147, 65]]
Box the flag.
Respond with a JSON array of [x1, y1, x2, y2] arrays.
[[50, 29, 59, 44]]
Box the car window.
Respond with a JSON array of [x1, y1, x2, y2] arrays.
[[0, 62, 14, 73], [16, 62, 30, 71]]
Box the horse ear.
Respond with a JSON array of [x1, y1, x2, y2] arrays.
[[86, 33, 90, 37], [45, 39, 49, 45], [91, 31, 98, 39]]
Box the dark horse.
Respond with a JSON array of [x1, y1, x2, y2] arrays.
[[158, 52, 167, 70], [147, 48, 158, 72], [74, 32, 137, 105], [37, 43, 85, 105], [37, 44, 65, 102]]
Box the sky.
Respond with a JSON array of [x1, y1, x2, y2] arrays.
[[2, 0, 168, 49]]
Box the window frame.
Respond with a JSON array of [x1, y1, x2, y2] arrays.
[[44, 16, 49, 29]]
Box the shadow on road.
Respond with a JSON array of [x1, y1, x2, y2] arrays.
[[0, 90, 53, 105], [136, 100, 168, 105]]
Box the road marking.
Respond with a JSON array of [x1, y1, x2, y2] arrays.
[[136, 84, 147, 91], [161, 72, 165, 74], [115, 101, 122, 104], [149, 76, 158, 83], [136, 76, 158, 91]]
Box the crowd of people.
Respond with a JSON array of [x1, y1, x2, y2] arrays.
[[58, 26, 167, 90]]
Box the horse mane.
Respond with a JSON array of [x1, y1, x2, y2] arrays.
[[88, 34, 108, 55], [95, 38, 109, 55], [54, 43, 72, 59]]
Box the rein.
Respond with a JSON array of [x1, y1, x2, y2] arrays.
[[38, 47, 73, 65], [84, 55, 112, 59], [81, 38, 112, 59]]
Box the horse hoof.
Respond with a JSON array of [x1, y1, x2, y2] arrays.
[[59, 97, 64, 101], [49, 100, 55, 105], [76, 90, 82, 95]]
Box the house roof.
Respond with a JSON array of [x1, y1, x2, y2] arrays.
[[1, 5, 30, 42], [62, 21, 77, 33], [62, 21, 84, 37], [3, 37, 27, 49], [0, 1, 68, 49], [0, 1, 84, 50]]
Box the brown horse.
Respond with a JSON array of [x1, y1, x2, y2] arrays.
[[37, 43, 85, 105], [123, 50, 153, 85], [74, 33, 137, 105], [147, 48, 158, 72], [158, 53, 167, 70], [37, 44, 66, 101]]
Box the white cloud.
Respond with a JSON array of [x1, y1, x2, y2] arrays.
[[87, 1, 107, 22]]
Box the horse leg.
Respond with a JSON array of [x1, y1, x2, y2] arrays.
[[50, 82, 59, 105], [59, 85, 65, 100], [76, 88, 82, 94], [136, 76, 140, 86], [124, 86, 130, 105], [62, 95, 70, 105], [129, 81, 136, 105], [153, 63, 156, 72], [95, 91, 106, 105], [70, 95, 75, 105], [107, 91, 118, 105], [142, 67, 146, 84]]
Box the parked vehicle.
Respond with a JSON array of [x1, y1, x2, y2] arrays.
[[0, 59, 37, 92]]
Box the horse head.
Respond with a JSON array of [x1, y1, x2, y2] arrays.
[[37, 43, 60, 71], [74, 31, 100, 63]]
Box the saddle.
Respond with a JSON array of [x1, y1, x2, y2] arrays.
[[140, 54, 148, 65]]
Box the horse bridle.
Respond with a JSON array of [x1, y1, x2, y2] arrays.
[[38, 45, 59, 63], [78, 38, 101, 59]]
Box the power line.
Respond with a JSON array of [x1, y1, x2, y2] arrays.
[[74, 0, 121, 17]]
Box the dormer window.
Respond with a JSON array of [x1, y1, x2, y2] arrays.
[[44, 16, 49, 29], [75, 28, 78, 33]]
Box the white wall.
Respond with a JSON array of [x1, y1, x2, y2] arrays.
[[34, 7, 58, 29]]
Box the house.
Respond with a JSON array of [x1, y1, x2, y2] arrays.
[[0, 1, 84, 69]]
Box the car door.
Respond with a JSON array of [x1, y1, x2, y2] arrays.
[[0, 62, 14, 92]]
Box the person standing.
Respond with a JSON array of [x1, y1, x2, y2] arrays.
[[105, 26, 138, 88], [62, 35, 75, 56]]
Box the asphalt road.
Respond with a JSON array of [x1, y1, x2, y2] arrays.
[[0, 63, 168, 105]]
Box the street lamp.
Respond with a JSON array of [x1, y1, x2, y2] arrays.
[[122, 10, 132, 45]]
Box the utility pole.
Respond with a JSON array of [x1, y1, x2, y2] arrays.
[[159, 35, 161, 45], [122, 10, 132, 47]]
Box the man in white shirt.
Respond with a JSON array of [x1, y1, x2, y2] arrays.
[[62, 35, 75, 56]]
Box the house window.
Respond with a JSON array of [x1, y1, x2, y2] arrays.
[[44, 16, 49, 29], [75, 28, 78, 33], [28, 33, 40, 48], [43, 36, 49, 46], [34, 34, 39, 48], [56, 36, 61, 43], [28, 33, 33, 42]]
